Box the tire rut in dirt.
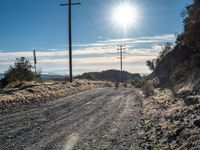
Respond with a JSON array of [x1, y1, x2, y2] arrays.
[[0, 88, 113, 150]]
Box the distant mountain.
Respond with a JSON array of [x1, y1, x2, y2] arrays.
[[0, 73, 66, 81], [76, 69, 141, 82], [0, 71, 141, 82], [40, 74, 69, 81]]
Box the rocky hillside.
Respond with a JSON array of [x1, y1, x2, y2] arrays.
[[154, 45, 194, 87], [140, 1, 200, 149], [150, 0, 200, 88]]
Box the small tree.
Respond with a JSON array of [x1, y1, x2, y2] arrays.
[[146, 60, 155, 71], [4, 57, 36, 84], [146, 43, 173, 71]]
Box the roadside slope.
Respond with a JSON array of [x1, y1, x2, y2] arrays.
[[139, 89, 200, 149], [0, 80, 110, 114]]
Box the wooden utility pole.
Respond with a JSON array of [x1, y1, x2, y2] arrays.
[[117, 45, 125, 83], [60, 0, 81, 82], [33, 49, 37, 74]]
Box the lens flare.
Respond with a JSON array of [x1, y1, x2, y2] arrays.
[[63, 133, 79, 150]]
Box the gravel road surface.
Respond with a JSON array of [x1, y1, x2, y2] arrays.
[[0, 87, 142, 150]]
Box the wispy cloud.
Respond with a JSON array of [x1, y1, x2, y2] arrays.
[[73, 34, 175, 48], [0, 34, 176, 74]]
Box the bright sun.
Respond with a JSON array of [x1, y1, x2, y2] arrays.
[[111, 2, 139, 30]]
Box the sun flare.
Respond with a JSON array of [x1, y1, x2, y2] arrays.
[[111, 2, 139, 30]]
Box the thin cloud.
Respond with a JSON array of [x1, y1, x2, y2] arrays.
[[0, 33, 175, 74]]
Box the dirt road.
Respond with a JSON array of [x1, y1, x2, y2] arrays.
[[0, 87, 142, 150]]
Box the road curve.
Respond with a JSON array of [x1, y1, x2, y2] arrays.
[[0, 87, 142, 150]]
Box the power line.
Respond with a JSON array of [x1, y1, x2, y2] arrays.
[[60, 0, 81, 82], [79, 1, 101, 37]]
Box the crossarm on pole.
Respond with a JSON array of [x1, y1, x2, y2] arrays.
[[60, 2, 81, 6]]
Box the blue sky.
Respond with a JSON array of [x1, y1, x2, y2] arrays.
[[0, 0, 192, 75]]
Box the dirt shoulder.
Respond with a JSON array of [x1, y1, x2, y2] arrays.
[[139, 88, 200, 150], [0, 80, 112, 114]]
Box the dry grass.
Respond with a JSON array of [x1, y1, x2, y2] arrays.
[[0, 80, 112, 113], [139, 88, 200, 150]]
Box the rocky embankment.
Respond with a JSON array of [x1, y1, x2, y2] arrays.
[[0, 80, 111, 114], [139, 84, 200, 149]]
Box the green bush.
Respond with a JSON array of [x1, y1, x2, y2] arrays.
[[123, 82, 128, 88], [130, 79, 145, 88], [104, 82, 112, 87], [115, 82, 119, 89], [146, 60, 155, 71], [142, 84, 154, 97], [3, 57, 36, 86]]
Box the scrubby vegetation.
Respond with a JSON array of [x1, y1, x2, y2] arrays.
[[146, 60, 156, 71], [171, 53, 200, 84], [139, 88, 200, 149], [140, 1, 200, 149], [142, 84, 154, 97], [115, 82, 119, 89], [146, 0, 200, 88], [76, 69, 141, 82], [0, 80, 109, 114], [146, 43, 173, 71], [0, 57, 37, 89], [159, 43, 173, 60], [130, 79, 146, 88]]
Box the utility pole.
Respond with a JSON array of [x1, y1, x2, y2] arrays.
[[117, 45, 125, 83], [60, 0, 81, 82], [33, 49, 37, 74]]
